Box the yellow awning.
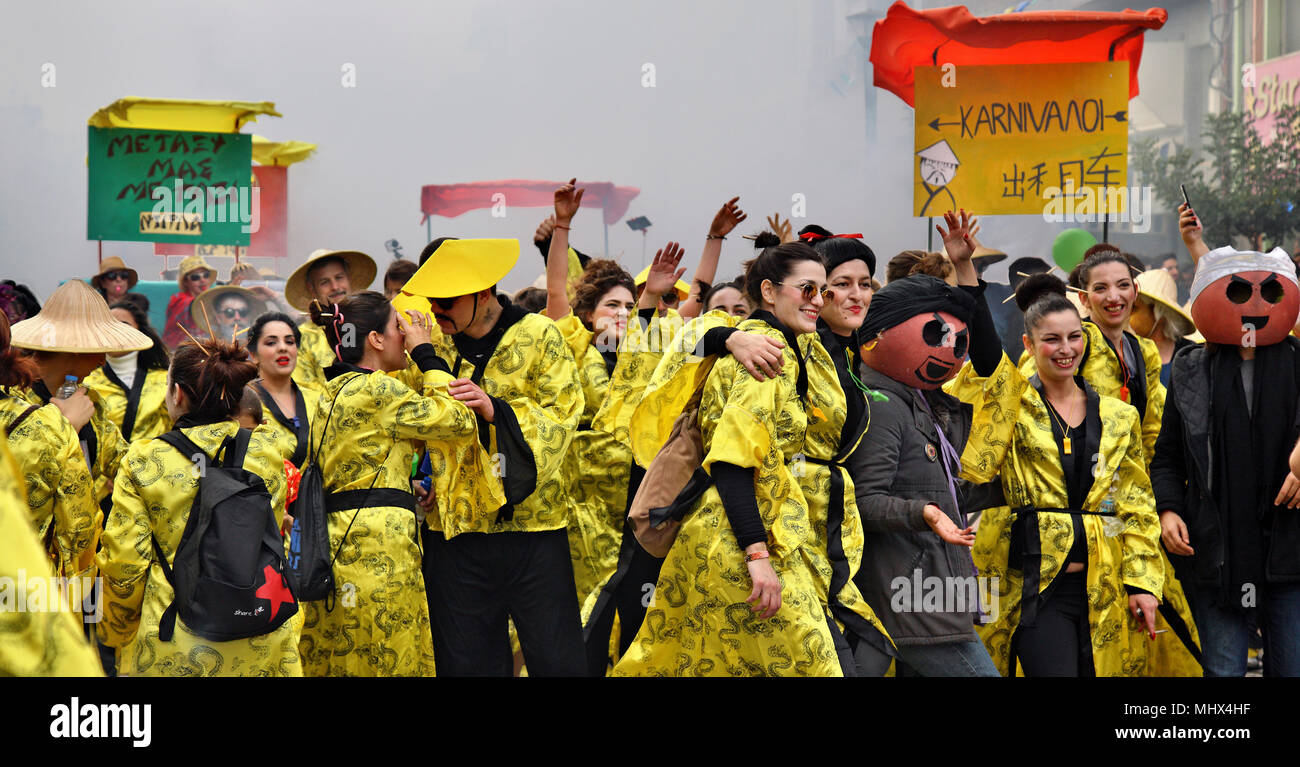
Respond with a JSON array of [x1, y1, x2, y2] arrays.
[[251, 135, 318, 166], [87, 97, 280, 133]]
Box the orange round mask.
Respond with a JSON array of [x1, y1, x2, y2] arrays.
[[861, 310, 970, 389]]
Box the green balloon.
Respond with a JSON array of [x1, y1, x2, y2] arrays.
[[1052, 228, 1097, 272]]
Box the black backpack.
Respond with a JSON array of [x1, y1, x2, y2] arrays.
[[152, 428, 298, 642], [287, 375, 359, 602]]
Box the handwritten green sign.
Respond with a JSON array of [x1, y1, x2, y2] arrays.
[[87, 126, 253, 244]]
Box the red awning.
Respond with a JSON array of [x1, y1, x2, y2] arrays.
[[420, 180, 640, 226], [870, 2, 1168, 107]]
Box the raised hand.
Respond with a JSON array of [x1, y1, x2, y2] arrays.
[[709, 196, 748, 238], [1178, 203, 1209, 263], [534, 215, 557, 244], [937, 209, 978, 264], [553, 178, 585, 223], [645, 241, 687, 299], [766, 213, 794, 244]]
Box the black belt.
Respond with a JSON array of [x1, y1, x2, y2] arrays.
[[804, 454, 896, 658], [1009, 505, 1202, 665], [1010, 506, 1114, 628], [326, 488, 417, 514]]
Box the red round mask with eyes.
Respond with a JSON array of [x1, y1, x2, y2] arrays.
[[861, 310, 970, 389], [1190, 270, 1300, 347]]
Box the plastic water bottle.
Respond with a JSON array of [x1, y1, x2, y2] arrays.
[[55, 375, 79, 399]]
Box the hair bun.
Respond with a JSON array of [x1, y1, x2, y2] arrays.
[[1083, 243, 1120, 260], [308, 300, 339, 327], [752, 231, 781, 249], [1014, 273, 1068, 312], [796, 224, 833, 242]]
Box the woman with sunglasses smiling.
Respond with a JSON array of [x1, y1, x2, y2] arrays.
[[92, 256, 144, 307], [615, 239, 888, 676], [163, 255, 215, 350]]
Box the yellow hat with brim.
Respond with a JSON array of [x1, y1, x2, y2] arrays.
[[10, 280, 153, 353], [404, 239, 519, 299], [1136, 268, 1195, 331], [634, 266, 690, 301], [178, 255, 216, 282], [190, 286, 270, 334], [285, 249, 377, 311]]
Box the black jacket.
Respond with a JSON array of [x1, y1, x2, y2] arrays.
[[847, 365, 981, 645], [1150, 339, 1300, 592]]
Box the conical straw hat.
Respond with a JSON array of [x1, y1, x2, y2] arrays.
[[285, 249, 376, 311], [1136, 267, 1194, 328], [10, 279, 152, 353]]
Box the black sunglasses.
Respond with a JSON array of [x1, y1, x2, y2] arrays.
[[185, 271, 209, 283], [218, 307, 250, 319], [102, 270, 131, 281], [432, 296, 457, 311]]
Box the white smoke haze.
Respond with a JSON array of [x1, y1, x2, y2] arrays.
[[0, 0, 1172, 300]]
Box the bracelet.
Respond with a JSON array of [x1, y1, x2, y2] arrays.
[[554, 224, 572, 230], [744, 550, 770, 563], [706, 234, 726, 240]]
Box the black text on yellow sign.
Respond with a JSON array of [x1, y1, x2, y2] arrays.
[[138, 211, 202, 235], [913, 61, 1130, 217]]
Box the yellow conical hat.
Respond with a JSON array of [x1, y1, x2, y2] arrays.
[[10, 280, 152, 353], [404, 239, 519, 298]]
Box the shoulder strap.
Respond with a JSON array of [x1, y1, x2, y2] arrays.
[[307, 373, 364, 466], [5, 404, 42, 438], [221, 428, 253, 469], [157, 429, 208, 464]]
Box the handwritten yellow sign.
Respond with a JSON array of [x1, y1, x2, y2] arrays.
[[913, 61, 1129, 217], [138, 210, 202, 235]]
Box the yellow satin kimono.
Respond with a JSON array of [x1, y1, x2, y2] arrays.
[[96, 421, 301, 677], [1020, 322, 1165, 465], [0, 436, 104, 676], [254, 380, 322, 468], [1, 393, 98, 594], [292, 321, 334, 392], [946, 354, 1199, 676], [83, 365, 172, 443], [613, 318, 850, 677], [17, 386, 126, 511], [428, 311, 583, 537], [553, 314, 631, 608], [299, 368, 504, 676]]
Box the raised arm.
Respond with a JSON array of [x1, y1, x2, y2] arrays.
[[547, 178, 584, 321], [1179, 203, 1209, 264], [638, 241, 687, 312], [679, 197, 746, 318]]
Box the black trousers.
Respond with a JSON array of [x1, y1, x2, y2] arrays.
[[1012, 569, 1096, 677], [422, 528, 586, 676], [583, 517, 665, 675]]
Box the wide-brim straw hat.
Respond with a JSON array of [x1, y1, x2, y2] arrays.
[[178, 255, 216, 283], [404, 239, 519, 299], [10, 279, 152, 353], [93, 256, 139, 289], [190, 286, 270, 334], [633, 265, 691, 301], [286, 249, 377, 311], [1137, 268, 1195, 330]]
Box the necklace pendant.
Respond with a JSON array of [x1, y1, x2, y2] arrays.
[[1063, 436, 1073, 455]]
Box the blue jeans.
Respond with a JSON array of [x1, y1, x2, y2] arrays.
[[854, 638, 1000, 677], [1190, 582, 1300, 677]]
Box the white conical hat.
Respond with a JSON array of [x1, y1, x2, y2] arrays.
[[10, 279, 152, 353]]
